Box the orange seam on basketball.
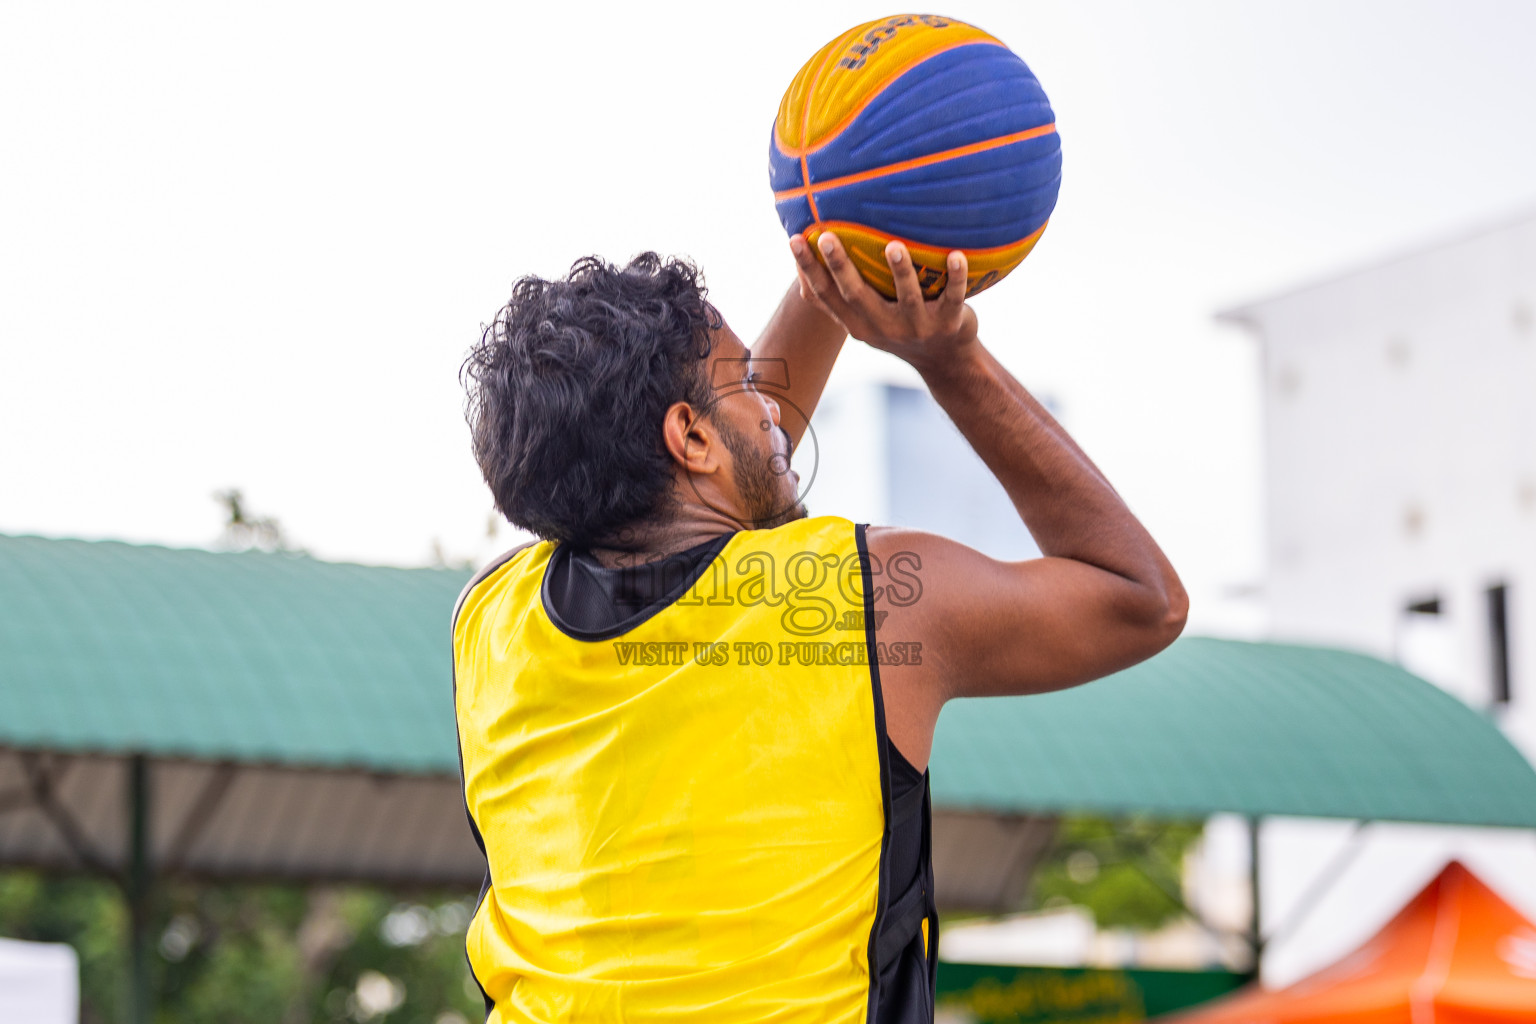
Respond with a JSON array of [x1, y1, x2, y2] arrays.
[[798, 157, 816, 220], [798, 24, 865, 222], [773, 123, 1058, 203], [774, 37, 1002, 159], [811, 219, 1048, 257], [800, 21, 868, 150]]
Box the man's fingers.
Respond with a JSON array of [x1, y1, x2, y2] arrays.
[[791, 235, 850, 318], [939, 250, 969, 317], [817, 232, 869, 306], [886, 240, 924, 316], [794, 267, 838, 320], [790, 233, 821, 278]]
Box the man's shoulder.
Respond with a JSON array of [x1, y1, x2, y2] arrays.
[[752, 514, 860, 547], [863, 525, 953, 561], [451, 539, 544, 632]]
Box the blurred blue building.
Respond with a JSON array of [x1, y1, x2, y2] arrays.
[[801, 379, 1041, 561]]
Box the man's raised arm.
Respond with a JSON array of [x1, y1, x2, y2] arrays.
[[749, 272, 848, 449], [793, 233, 1186, 764]]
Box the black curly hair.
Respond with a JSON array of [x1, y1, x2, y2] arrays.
[[462, 253, 723, 547]]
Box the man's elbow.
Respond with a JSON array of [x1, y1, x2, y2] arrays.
[[1147, 574, 1189, 651], [1122, 568, 1187, 658]]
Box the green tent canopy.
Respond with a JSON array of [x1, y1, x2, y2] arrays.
[[932, 639, 1536, 827], [2, 533, 1534, 892]]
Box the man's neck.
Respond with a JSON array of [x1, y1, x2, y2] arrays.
[[585, 509, 741, 569]]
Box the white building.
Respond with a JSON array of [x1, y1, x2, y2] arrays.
[[1220, 210, 1536, 984]]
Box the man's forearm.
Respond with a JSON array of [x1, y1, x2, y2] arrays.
[[920, 341, 1170, 587], [751, 284, 847, 449]]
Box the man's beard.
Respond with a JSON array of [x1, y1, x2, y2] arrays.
[[719, 420, 807, 530]]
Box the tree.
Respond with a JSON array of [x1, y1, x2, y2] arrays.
[[213, 489, 293, 553], [1027, 815, 1205, 930], [0, 871, 485, 1024]]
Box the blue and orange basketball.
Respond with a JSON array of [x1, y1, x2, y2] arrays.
[[770, 14, 1061, 300]]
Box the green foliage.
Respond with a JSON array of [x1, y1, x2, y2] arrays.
[[0, 820, 1216, 1017], [0, 871, 483, 1024], [0, 871, 126, 1023], [1027, 816, 1204, 930]]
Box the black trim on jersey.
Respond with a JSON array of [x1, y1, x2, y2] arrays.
[[861, 526, 940, 1023], [451, 540, 538, 1021], [539, 532, 734, 641], [857, 523, 895, 1024], [468, 871, 494, 1018], [922, 775, 940, 1008]]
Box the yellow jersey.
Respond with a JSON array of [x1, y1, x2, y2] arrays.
[[452, 516, 934, 1022]]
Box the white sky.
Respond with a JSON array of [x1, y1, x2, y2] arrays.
[[4, 1, 1535, 633]]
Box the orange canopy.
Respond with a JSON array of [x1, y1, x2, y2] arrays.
[[1166, 862, 1536, 1024]]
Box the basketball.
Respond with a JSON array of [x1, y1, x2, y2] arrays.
[[770, 14, 1062, 300]]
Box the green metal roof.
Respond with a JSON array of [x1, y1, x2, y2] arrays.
[[932, 638, 1536, 827], [3, 534, 1535, 826], [0, 534, 467, 774]]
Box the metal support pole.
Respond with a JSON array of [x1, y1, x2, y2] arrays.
[[127, 755, 152, 1024], [1247, 814, 1263, 981]]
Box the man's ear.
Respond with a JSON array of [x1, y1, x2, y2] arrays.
[[661, 401, 722, 475]]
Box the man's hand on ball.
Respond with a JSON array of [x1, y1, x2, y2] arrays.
[[791, 232, 979, 372]]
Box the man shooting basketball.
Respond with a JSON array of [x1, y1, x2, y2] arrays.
[[452, 234, 1186, 1023]]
